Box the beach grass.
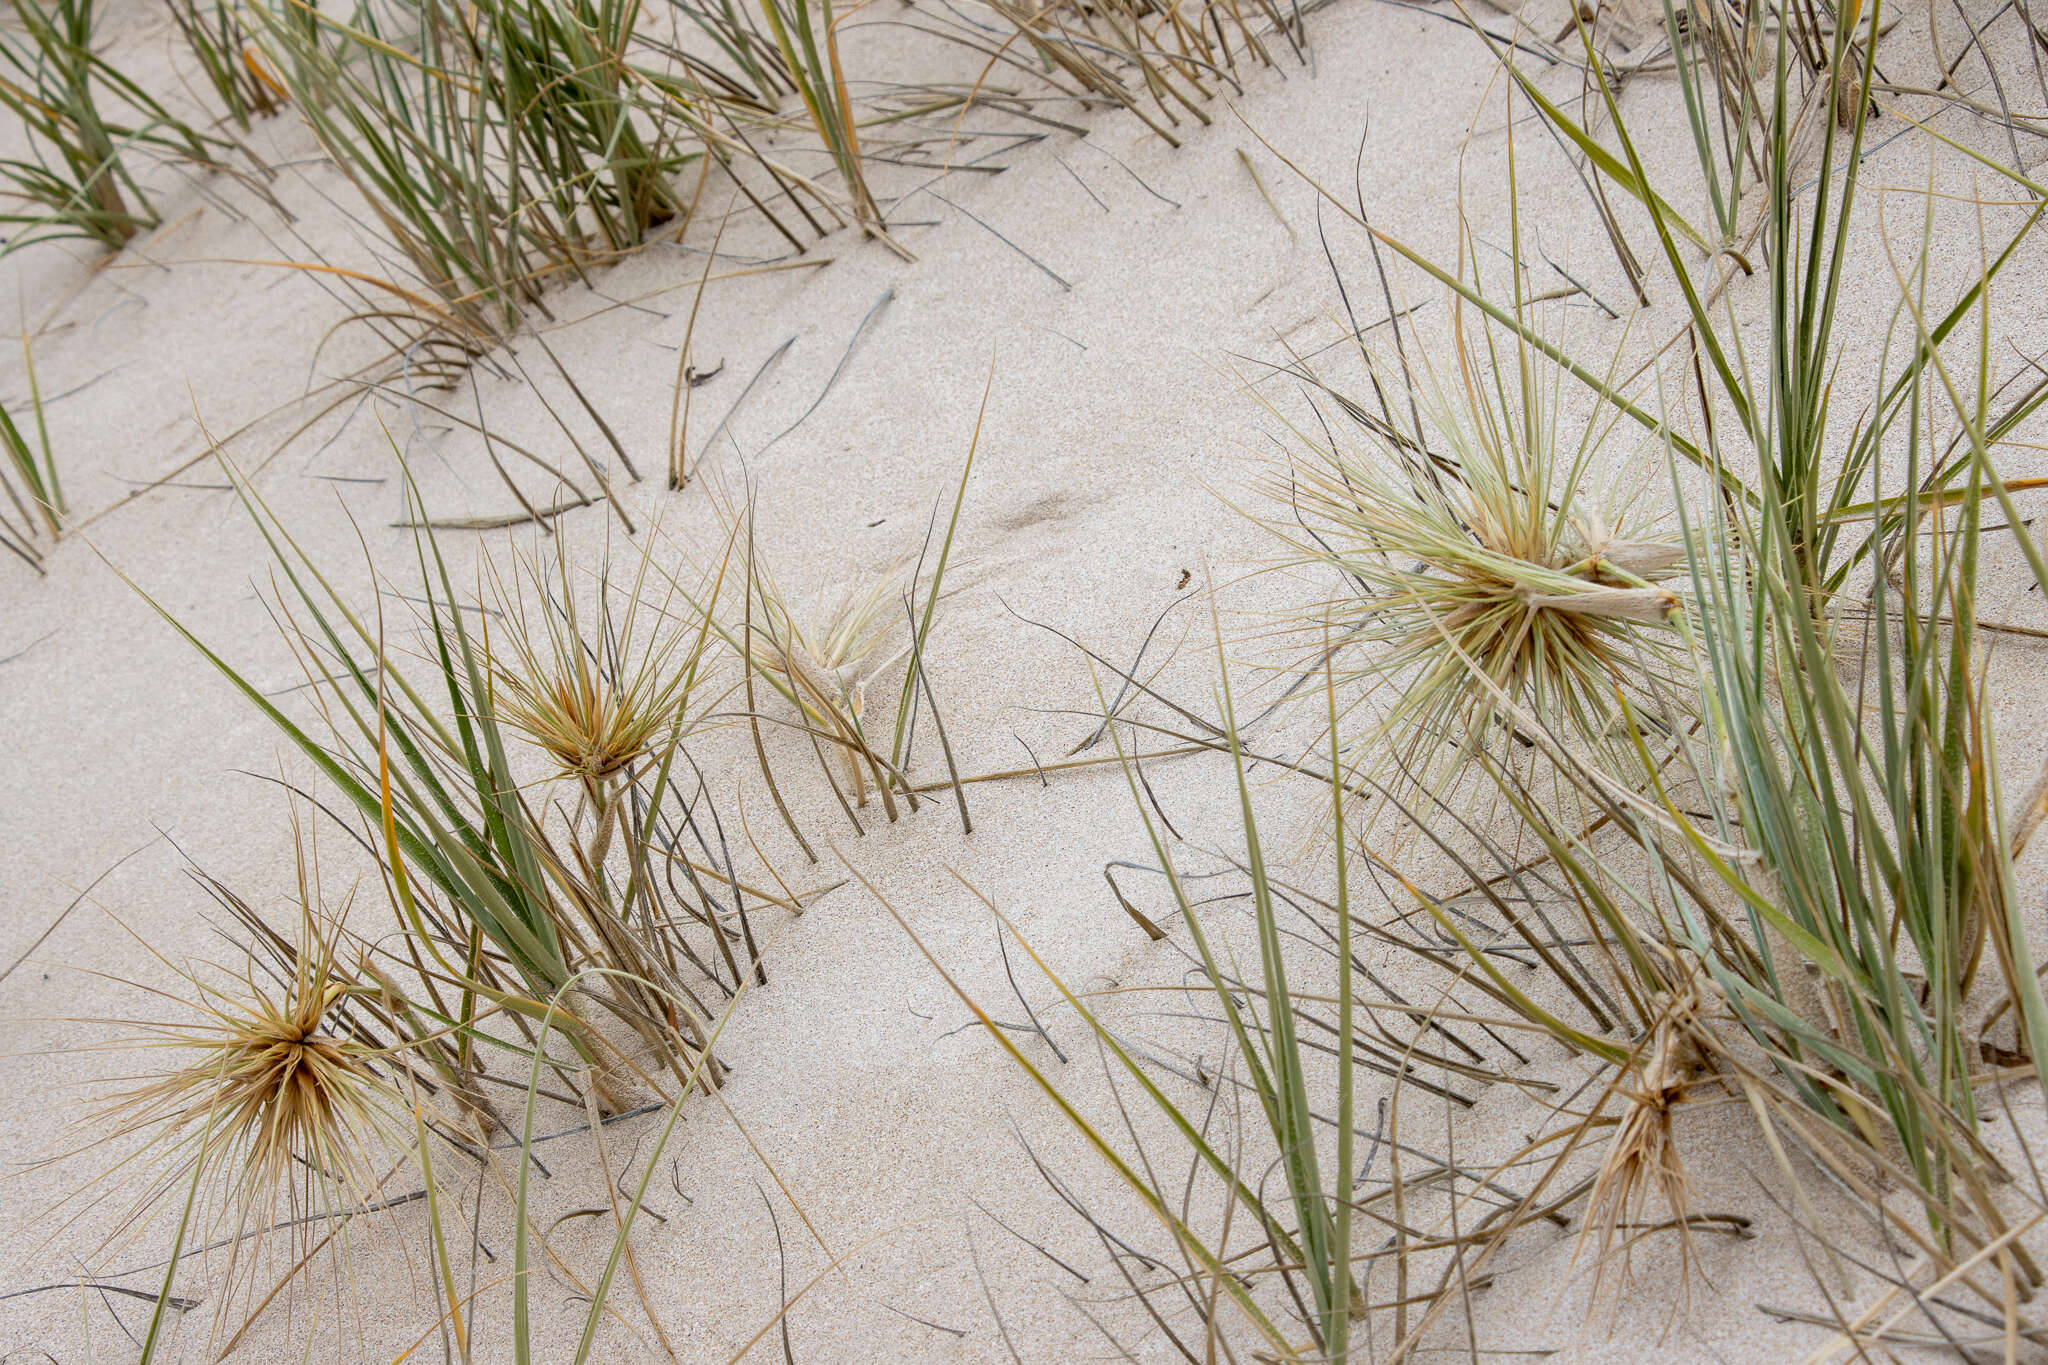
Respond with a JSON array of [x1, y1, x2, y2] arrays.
[[0, 0, 220, 252]]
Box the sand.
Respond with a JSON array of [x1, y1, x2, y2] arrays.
[[4, 0, 2048, 1359]]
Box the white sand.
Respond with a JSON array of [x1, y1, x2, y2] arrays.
[[5, 0, 2048, 1359]]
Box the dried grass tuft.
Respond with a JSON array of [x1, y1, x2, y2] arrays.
[[1580, 964, 1706, 1310]]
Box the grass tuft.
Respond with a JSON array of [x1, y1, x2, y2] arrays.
[[0, 0, 221, 252]]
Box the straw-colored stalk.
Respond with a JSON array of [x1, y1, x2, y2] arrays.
[[1579, 962, 1705, 1307]]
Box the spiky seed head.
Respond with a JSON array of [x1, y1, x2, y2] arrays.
[[1579, 966, 1705, 1315], [1253, 326, 1690, 804], [484, 536, 710, 788], [99, 941, 399, 1219], [62, 893, 414, 1341], [496, 647, 679, 784], [749, 556, 909, 725]]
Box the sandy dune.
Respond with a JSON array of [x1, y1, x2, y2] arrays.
[[5, 0, 2048, 1359]]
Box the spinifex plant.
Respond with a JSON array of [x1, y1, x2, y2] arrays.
[[48, 821, 774, 1363], [1251, 0, 2048, 1323], [1425, 360, 2048, 1310], [483, 524, 725, 868], [129, 466, 792, 1110], [0, 0, 221, 251], [53, 841, 435, 1353], [1252, 308, 1691, 813]]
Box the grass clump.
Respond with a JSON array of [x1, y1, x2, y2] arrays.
[[1228, 0, 2048, 1326], [926, 0, 1306, 148], [127, 465, 785, 1117], [1456, 1, 2048, 1249], [77, 476, 850, 1357], [0, 0, 220, 252], [246, 0, 556, 355], [483, 0, 688, 254], [876, 4, 2048, 1350], [245, 0, 875, 362]]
